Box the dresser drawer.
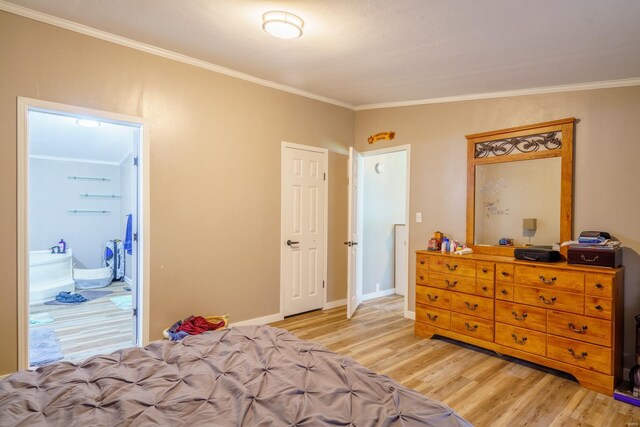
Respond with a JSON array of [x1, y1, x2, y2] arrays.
[[416, 286, 451, 309], [547, 311, 611, 347], [451, 293, 493, 320], [514, 266, 584, 293], [416, 305, 451, 330], [585, 297, 612, 320], [416, 270, 429, 285], [429, 257, 476, 278], [476, 279, 494, 297], [495, 323, 546, 356], [514, 286, 584, 314], [496, 263, 515, 282], [495, 301, 546, 332], [416, 253, 429, 269], [477, 262, 494, 281], [451, 313, 494, 342], [547, 335, 612, 374], [585, 273, 613, 298], [428, 272, 475, 294], [496, 282, 514, 301]]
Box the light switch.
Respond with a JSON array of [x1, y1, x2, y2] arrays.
[[416, 212, 422, 223]]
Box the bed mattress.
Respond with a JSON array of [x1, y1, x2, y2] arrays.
[[0, 325, 470, 426]]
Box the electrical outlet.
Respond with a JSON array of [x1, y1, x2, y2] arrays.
[[416, 212, 422, 223]]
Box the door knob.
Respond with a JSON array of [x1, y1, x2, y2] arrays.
[[344, 241, 352, 246], [286, 240, 299, 246], [352, 242, 358, 246]]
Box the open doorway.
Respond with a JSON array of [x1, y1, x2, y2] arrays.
[[17, 98, 149, 369], [347, 145, 410, 318]]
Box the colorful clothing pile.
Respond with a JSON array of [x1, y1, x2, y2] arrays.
[[166, 316, 226, 341]]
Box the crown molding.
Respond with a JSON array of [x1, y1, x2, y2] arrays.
[[0, 1, 354, 110], [354, 77, 640, 111], [2, 1, 639, 112]]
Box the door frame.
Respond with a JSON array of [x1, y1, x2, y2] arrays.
[[16, 97, 151, 370], [360, 144, 412, 319], [279, 141, 329, 317]]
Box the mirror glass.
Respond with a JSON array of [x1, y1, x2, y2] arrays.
[[474, 157, 561, 247]]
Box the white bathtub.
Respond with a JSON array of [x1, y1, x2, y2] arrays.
[[29, 249, 75, 305]]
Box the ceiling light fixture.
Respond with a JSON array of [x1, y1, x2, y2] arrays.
[[76, 119, 101, 128], [262, 11, 304, 39]]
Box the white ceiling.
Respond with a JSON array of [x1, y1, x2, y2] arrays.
[[5, 0, 640, 107], [29, 110, 135, 164]]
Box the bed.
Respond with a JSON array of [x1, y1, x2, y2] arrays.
[[0, 325, 470, 426]]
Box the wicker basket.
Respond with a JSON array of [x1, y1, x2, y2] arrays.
[[162, 314, 229, 339]]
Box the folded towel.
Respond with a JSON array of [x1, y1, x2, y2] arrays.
[[55, 291, 87, 304]]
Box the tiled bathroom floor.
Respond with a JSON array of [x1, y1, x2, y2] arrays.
[[29, 282, 134, 364]]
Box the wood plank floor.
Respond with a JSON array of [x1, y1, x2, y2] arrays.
[[271, 295, 640, 427], [29, 282, 134, 363]]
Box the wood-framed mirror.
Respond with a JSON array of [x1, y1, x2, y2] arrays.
[[466, 118, 575, 256]]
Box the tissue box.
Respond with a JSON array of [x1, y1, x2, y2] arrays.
[[567, 246, 622, 268]]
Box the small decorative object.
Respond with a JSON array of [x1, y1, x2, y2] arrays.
[[498, 237, 514, 246], [367, 131, 396, 144]]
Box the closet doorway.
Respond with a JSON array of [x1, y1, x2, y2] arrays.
[[17, 98, 150, 369], [347, 145, 410, 318]]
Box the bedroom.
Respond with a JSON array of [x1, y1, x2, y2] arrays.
[[1, 1, 639, 425]]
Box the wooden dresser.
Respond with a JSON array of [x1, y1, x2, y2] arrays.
[[415, 251, 624, 395]]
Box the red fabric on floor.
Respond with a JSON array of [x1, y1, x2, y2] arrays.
[[176, 316, 225, 335]]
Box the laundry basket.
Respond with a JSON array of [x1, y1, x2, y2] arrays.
[[162, 315, 229, 339]]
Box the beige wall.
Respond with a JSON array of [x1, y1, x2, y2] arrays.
[[355, 87, 640, 369], [0, 11, 351, 375]]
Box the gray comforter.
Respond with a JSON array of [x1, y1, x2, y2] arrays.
[[0, 325, 471, 426]]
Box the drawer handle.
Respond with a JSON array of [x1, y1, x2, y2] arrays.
[[511, 333, 527, 345], [427, 313, 438, 321], [501, 271, 510, 277], [595, 304, 603, 311], [511, 311, 528, 321], [595, 283, 604, 289], [568, 322, 588, 334], [501, 289, 509, 295], [482, 268, 488, 273], [568, 348, 588, 360], [481, 286, 489, 291], [581, 255, 599, 263], [539, 295, 557, 305], [445, 279, 458, 288], [419, 259, 425, 265], [464, 322, 478, 332], [464, 301, 479, 311], [445, 263, 458, 271], [419, 275, 425, 281], [427, 294, 438, 302], [539, 275, 557, 285]]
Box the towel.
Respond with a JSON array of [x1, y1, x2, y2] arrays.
[[124, 214, 133, 255]]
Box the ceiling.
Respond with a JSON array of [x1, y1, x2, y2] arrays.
[[4, 0, 640, 108], [29, 110, 135, 164]]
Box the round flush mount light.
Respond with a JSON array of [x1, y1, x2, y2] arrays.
[[262, 11, 304, 39], [76, 119, 100, 128]]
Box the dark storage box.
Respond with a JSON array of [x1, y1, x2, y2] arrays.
[[567, 246, 622, 268], [514, 247, 561, 262]]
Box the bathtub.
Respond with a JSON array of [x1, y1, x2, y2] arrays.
[[29, 249, 75, 305]]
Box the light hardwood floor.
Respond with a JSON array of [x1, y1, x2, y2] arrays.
[[29, 282, 134, 363], [271, 295, 640, 427]]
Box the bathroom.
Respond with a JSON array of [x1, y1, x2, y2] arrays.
[[27, 108, 140, 366]]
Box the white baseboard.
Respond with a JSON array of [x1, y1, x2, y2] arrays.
[[230, 312, 284, 327], [323, 298, 347, 309], [0, 373, 10, 380], [123, 276, 132, 286], [362, 288, 396, 301], [404, 310, 415, 320]]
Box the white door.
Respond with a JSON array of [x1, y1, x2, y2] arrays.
[[282, 145, 326, 316], [347, 147, 364, 318], [394, 224, 408, 296]]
